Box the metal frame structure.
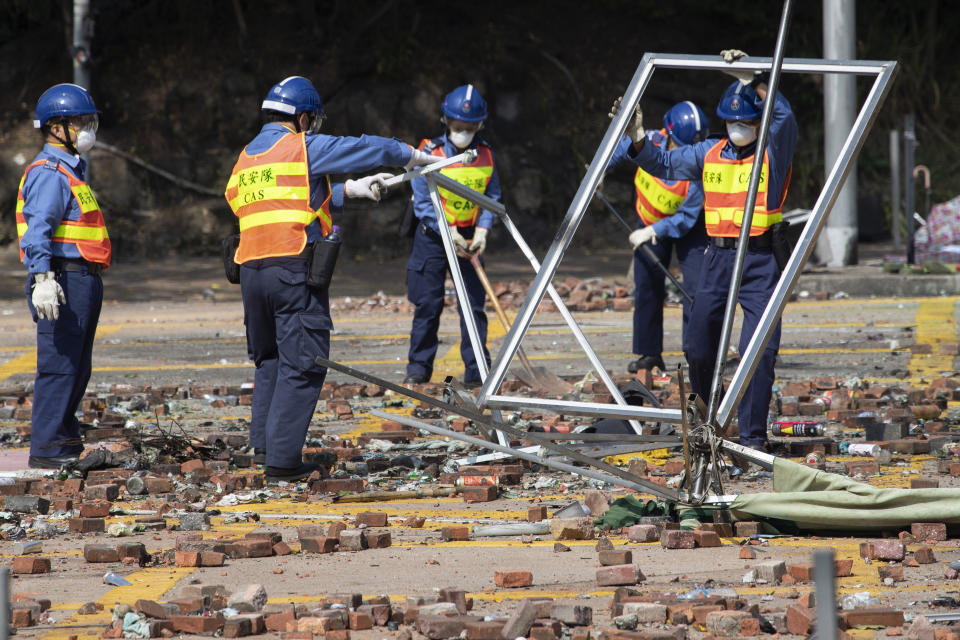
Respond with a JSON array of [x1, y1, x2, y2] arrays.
[[325, 25, 896, 504]]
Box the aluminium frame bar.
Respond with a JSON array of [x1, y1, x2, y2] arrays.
[[716, 58, 898, 426], [707, 0, 794, 426], [476, 53, 899, 425], [430, 171, 646, 435]]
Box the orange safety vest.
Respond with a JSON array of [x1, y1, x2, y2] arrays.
[[423, 140, 494, 227], [225, 131, 332, 263], [16, 159, 111, 267], [633, 129, 690, 226], [702, 139, 788, 237]]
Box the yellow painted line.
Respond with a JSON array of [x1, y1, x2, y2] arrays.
[[0, 351, 37, 384], [909, 297, 957, 383], [40, 567, 194, 638], [433, 307, 511, 380]]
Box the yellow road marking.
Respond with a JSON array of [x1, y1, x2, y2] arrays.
[[909, 297, 958, 383], [40, 567, 194, 638]]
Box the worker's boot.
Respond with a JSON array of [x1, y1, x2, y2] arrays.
[[627, 354, 665, 374]]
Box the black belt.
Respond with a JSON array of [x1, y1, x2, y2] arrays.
[[712, 231, 772, 250], [51, 258, 103, 276], [420, 222, 474, 242]]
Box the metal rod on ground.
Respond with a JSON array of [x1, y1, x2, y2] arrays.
[[370, 409, 675, 496], [889, 130, 901, 251], [0, 566, 8, 640], [707, 0, 795, 428], [716, 59, 897, 426], [429, 171, 647, 435], [813, 548, 838, 640], [679, 367, 692, 493], [593, 190, 693, 303]]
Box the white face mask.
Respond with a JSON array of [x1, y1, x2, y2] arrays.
[[75, 129, 96, 153], [448, 129, 475, 149], [726, 121, 757, 147]]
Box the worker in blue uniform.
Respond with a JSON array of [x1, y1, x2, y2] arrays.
[[605, 101, 709, 375], [225, 76, 441, 481], [622, 50, 797, 450], [16, 83, 110, 469], [404, 85, 503, 387]]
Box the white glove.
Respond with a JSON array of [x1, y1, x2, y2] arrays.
[[629, 226, 658, 248], [448, 226, 469, 250], [404, 149, 443, 170], [468, 227, 488, 256], [345, 173, 393, 201], [609, 97, 644, 144], [720, 49, 756, 84], [32, 272, 65, 321]]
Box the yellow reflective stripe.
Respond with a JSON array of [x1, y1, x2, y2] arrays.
[[228, 185, 310, 211], [16, 223, 27, 236], [70, 184, 100, 214], [52, 224, 108, 241], [702, 162, 768, 197], [634, 172, 684, 215], [439, 165, 493, 222], [226, 162, 307, 189], [238, 209, 316, 231], [706, 208, 781, 228], [15, 198, 24, 214]]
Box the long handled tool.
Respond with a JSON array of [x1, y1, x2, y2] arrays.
[[593, 190, 693, 303], [461, 248, 573, 396]]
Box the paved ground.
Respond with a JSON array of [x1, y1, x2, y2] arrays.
[[2, 243, 960, 640]]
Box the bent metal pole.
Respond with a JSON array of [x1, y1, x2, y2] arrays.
[[706, 0, 795, 428]]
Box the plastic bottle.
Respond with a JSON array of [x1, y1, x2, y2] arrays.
[[308, 225, 342, 289]]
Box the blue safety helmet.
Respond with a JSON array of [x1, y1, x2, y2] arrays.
[[662, 101, 709, 146], [441, 84, 488, 123], [716, 81, 762, 121], [34, 83, 98, 129], [262, 76, 324, 117]]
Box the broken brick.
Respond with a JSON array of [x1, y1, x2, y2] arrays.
[[494, 570, 533, 588]]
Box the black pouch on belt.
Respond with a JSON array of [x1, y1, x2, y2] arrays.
[[771, 221, 793, 272], [307, 233, 341, 290], [222, 235, 241, 284]]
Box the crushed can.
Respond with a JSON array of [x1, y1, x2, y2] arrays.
[[770, 421, 824, 437], [805, 451, 825, 465]]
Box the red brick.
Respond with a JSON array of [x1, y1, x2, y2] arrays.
[[146, 477, 174, 494], [175, 551, 201, 567], [528, 506, 548, 522], [441, 526, 470, 541], [223, 618, 252, 638], [873, 539, 906, 561], [364, 531, 391, 549], [200, 552, 226, 567], [739, 546, 756, 559], [494, 570, 533, 588], [310, 478, 364, 494], [12, 557, 50, 574], [272, 541, 292, 556], [226, 539, 272, 558], [83, 484, 119, 501], [840, 607, 904, 629], [661, 529, 695, 549], [596, 564, 644, 586], [264, 611, 296, 633], [599, 550, 632, 566], [462, 485, 498, 502], [694, 530, 721, 548], [787, 563, 813, 581], [84, 544, 120, 563], [348, 612, 372, 630], [911, 522, 947, 541], [11, 608, 33, 628], [69, 517, 105, 533], [79, 500, 111, 518], [879, 564, 905, 581], [169, 615, 225, 634], [326, 631, 351, 640], [914, 546, 937, 564], [835, 558, 854, 577], [300, 537, 338, 553], [180, 459, 204, 474], [356, 511, 388, 527], [786, 605, 816, 635]]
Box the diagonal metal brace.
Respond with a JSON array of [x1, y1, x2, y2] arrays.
[[316, 356, 679, 501]]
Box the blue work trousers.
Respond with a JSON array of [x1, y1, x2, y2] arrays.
[[25, 269, 102, 457], [241, 261, 331, 469], [406, 223, 489, 383], [685, 244, 781, 447], [632, 220, 707, 356]]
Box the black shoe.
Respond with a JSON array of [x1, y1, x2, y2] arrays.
[[29, 454, 79, 470], [462, 378, 483, 390], [265, 462, 320, 483], [627, 355, 665, 374], [253, 448, 266, 465], [403, 374, 427, 384]]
